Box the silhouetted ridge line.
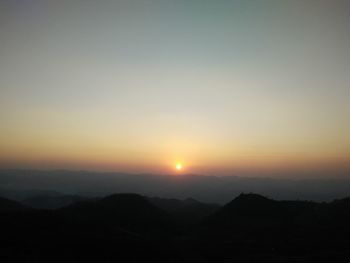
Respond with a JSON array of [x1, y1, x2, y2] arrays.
[[205, 193, 320, 229]]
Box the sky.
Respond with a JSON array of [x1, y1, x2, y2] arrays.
[[0, 0, 349, 177]]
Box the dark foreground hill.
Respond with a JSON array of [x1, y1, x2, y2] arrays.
[[206, 193, 317, 227], [0, 196, 30, 212], [148, 196, 220, 222], [1, 193, 350, 262], [59, 193, 174, 234]]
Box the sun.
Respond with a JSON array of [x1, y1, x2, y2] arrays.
[[175, 163, 182, 171]]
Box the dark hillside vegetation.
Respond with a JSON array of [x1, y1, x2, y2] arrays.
[[1, 193, 350, 262]]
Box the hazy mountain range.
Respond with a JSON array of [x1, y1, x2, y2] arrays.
[[1, 169, 350, 203]]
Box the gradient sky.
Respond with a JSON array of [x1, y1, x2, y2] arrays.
[[1, 0, 349, 177]]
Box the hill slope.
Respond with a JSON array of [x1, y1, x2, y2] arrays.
[[0, 196, 30, 212], [60, 193, 173, 234]]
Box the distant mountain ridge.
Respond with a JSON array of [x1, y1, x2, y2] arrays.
[[2, 169, 350, 203]]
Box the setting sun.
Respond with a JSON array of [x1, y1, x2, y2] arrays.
[[175, 163, 183, 171]]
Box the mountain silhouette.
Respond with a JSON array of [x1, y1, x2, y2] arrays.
[[208, 193, 317, 223], [2, 192, 350, 262], [208, 193, 283, 224], [60, 193, 173, 234], [202, 193, 320, 242]]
